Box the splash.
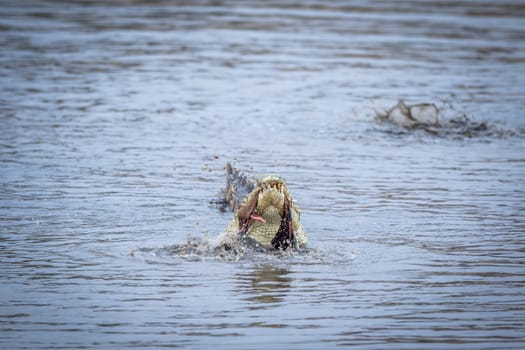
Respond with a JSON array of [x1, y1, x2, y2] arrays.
[[134, 235, 334, 264]]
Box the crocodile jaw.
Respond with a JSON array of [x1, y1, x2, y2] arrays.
[[258, 187, 285, 224], [236, 176, 297, 249]]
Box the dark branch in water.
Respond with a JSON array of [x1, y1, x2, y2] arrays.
[[375, 100, 506, 138]]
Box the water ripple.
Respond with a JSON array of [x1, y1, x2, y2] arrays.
[[1, 0, 525, 349]]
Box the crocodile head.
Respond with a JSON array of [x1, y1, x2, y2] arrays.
[[234, 175, 307, 250]]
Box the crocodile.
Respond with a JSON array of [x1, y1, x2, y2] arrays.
[[216, 163, 308, 251]]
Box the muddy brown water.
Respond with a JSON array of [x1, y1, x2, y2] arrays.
[[1, 1, 525, 349]]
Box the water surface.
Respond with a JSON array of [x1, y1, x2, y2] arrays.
[[1, 0, 525, 349]]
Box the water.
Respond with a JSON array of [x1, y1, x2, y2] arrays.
[[1, 0, 525, 348]]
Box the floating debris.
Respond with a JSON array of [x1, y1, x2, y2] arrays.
[[376, 100, 440, 129], [375, 100, 496, 138]]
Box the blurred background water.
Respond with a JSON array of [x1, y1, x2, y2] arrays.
[[1, 0, 525, 349]]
